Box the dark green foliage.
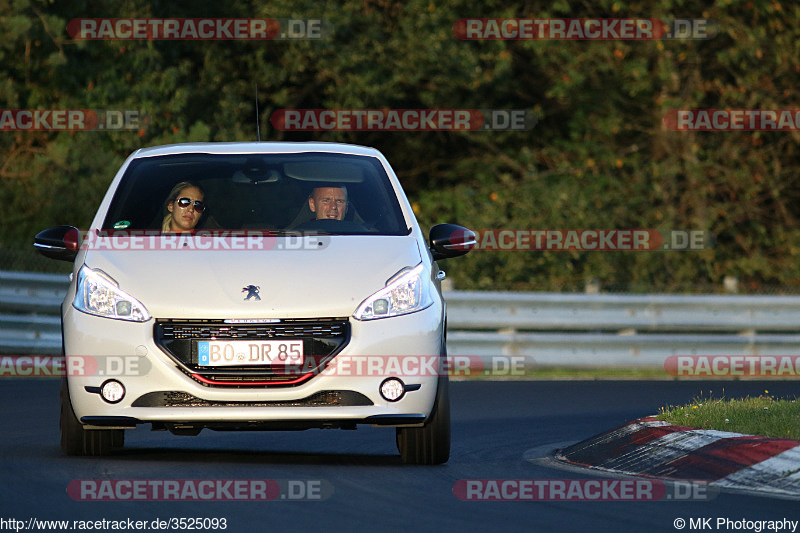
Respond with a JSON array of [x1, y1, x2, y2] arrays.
[[2, 1, 798, 291]]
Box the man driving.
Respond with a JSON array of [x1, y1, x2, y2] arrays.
[[308, 186, 348, 221]]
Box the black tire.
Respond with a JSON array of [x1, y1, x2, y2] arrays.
[[59, 379, 122, 456], [396, 376, 450, 465]]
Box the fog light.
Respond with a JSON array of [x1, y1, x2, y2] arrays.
[[380, 377, 405, 402], [100, 379, 125, 404]]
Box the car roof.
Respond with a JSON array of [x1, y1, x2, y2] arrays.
[[130, 142, 383, 159]]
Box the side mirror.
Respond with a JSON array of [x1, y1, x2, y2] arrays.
[[429, 224, 476, 261], [34, 225, 80, 262]]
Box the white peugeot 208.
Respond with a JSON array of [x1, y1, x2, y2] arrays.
[[35, 142, 474, 464]]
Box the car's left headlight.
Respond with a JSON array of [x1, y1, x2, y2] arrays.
[[72, 265, 151, 322], [353, 263, 433, 321]]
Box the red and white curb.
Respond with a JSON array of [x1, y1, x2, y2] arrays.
[[556, 416, 800, 499]]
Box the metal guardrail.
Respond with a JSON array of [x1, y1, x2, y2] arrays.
[[444, 291, 800, 366], [2, 270, 800, 365], [443, 291, 800, 332], [0, 270, 68, 354]]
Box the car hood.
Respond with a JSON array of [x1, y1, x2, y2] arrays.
[[81, 236, 423, 319]]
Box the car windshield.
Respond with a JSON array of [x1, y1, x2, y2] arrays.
[[101, 152, 410, 236]]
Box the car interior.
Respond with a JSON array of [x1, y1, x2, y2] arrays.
[[101, 152, 410, 235]]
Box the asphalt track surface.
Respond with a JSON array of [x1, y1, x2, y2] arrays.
[[1, 379, 798, 533]]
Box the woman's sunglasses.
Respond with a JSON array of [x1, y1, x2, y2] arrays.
[[176, 197, 206, 213]]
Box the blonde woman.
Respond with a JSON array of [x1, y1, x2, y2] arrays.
[[161, 181, 206, 233]]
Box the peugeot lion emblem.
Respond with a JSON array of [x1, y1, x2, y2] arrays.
[[242, 285, 261, 301]]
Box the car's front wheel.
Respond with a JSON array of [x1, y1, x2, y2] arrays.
[[60, 379, 124, 456], [396, 376, 450, 465]]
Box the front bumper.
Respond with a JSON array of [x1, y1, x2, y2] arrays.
[[63, 301, 445, 429]]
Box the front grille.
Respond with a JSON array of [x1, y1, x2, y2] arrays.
[[155, 318, 349, 387], [132, 390, 373, 408], [160, 321, 347, 340]]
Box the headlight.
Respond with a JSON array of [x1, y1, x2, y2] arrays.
[[73, 265, 150, 322], [353, 263, 432, 320]]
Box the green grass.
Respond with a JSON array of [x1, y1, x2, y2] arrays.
[[452, 366, 671, 380], [658, 392, 800, 440], [454, 365, 800, 381], [453, 366, 704, 380]]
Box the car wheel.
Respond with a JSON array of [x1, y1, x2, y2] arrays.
[[60, 379, 122, 456], [396, 376, 450, 465]]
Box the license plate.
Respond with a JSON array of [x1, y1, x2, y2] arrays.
[[197, 340, 304, 367]]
